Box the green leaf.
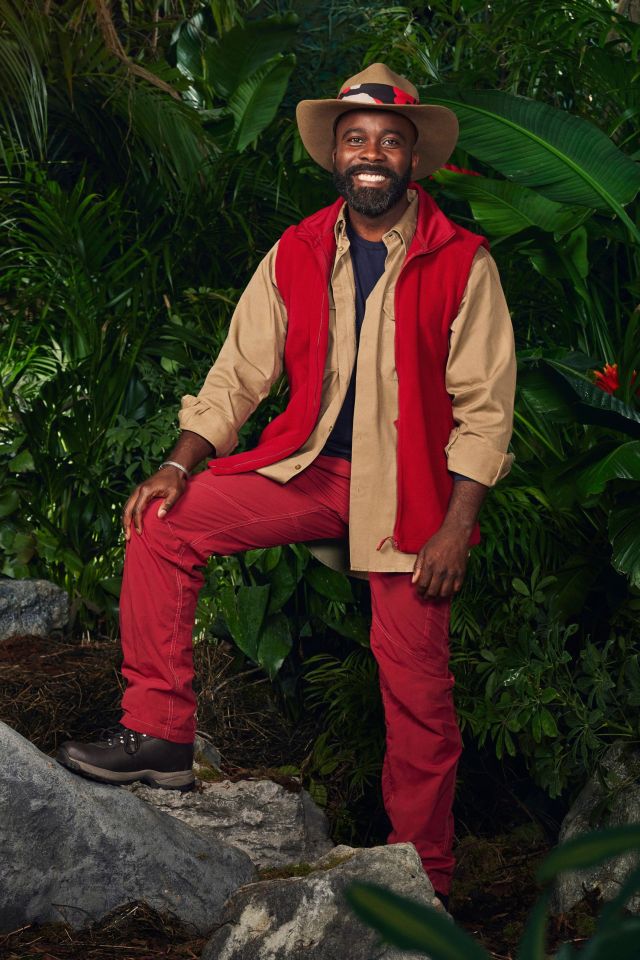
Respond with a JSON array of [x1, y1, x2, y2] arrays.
[[575, 441, 640, 496], [345, 882, 490, 959], [540, 707, 559, 738], [587, 922, 640, 960], [539, 688, 559, 704], [257, 613, 293, 680], [529, 227, 589, 281], [609, 496, 640, 588], [169, 7, 214, 81], [200, 14, 298, 97], [229, 55, 296, 151], [305, 564, 354, 603], [433, 169, 589, 238], [9, 450, 35, 472], [217, 584, 270, 662], [0, 490, 19, 518], [516, 890, 550, 960], [267, 553, 299, 614], [536, 825, 640, 884], [544, 361, 640, 438], [426, 85, 640, 238], [321, 613, 370, 646]]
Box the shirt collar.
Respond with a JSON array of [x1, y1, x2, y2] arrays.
[[333, 188, 419, 252]]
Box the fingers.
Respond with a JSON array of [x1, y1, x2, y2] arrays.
[[412, 562, 465, 599], [157, 494, 179, 519], [122, 492, 138, 542], [123, 472, 187, 540]]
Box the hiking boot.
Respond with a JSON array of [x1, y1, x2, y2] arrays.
[[56, 725, 195, 791]]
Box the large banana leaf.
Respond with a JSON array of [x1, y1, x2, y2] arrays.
[[229, 55, 296, 152], [426, 86, 640, 239], [575, 441, 640, 496], [433, 168, 590, 238], [609, 496, 640, 588], [544, 359, 640, 438], [201, 14, 298, 98]]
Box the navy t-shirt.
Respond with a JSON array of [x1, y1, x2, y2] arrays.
[[321, 221, 387, 461]]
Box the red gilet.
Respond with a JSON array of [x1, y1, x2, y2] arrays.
[[209, 182, 488, 552]]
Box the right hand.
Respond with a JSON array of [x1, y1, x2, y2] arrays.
[[122, 466, 187, 541]]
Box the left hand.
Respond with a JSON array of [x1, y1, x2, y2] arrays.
[[411, 528, 470, 599]]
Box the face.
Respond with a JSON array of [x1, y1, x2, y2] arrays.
[[332, 110, 419, 218]]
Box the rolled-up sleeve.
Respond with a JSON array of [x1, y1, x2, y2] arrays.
[[178, 242, 287, 456], [445, 246, 516, 487]]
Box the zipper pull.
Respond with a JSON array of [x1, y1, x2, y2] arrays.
[[376, 535, 394, 551]]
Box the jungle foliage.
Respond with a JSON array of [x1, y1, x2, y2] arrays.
[[347, 824, 640, 959], [0, 0, 639, 806]]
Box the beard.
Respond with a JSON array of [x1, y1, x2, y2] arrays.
[[332, 162, 412, 217]]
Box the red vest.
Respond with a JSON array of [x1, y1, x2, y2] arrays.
[[209, 183, 488, 551]]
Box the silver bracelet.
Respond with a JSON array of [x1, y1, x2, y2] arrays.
[[160, 460, 190, 478]]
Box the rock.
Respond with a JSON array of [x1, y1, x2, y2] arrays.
[[202, 843, 435, 960], [551, 742, 640, 914], [0, 578, 69, 641], [0, 722, 255, 933], [194, 733, 222, 771], [131, 777, 333, 869]]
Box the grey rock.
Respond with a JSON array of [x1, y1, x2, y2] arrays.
[[0, 722, 255, 933], [551, 742, 640, 914], [194, 733, 222, 771], [202, 843, 436, 960], [132, 777, 333, 869], [0, 578, 69, 640]]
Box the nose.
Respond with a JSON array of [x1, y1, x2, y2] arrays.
[[358, 140, 385, 163]]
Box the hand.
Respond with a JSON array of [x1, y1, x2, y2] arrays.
[[122, 466, 187, 540], [411, 528, 470, 599]]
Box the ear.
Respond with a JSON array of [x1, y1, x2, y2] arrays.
[[410, 149, 420, 176], [332, 145, 337, 165]]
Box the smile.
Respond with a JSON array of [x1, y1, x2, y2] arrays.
[[353, 173, 388, 184]]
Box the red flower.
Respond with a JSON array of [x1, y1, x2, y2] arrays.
[[441, 163, 482, 177], [593, 362, 639, 395]]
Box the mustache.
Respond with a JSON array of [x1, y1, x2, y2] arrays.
[[344, 164, 398, 181]]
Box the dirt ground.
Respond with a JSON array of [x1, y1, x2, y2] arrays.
[[0, 634, 600, 960]]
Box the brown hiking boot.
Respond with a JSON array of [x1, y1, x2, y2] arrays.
[[57, 725, 195, 791]]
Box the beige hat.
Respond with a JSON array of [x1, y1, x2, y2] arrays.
[[296, 63, 459, 180]]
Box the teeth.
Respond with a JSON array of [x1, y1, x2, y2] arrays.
[[355, 173, 386, 182]]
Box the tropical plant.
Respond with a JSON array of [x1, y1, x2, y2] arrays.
[[346, 824, 640, 959]]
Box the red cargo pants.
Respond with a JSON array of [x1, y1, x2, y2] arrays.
[[119, 455, 462, 895]]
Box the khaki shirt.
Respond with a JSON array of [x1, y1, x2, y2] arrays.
[[179, 189, 516, 573]]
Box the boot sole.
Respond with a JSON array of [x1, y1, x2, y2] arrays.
[[56, 749, 195, 792]]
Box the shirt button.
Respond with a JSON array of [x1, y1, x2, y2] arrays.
[[294, 464, 302, 470]]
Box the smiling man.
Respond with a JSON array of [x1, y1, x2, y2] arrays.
[[58, 64, 516, 913]]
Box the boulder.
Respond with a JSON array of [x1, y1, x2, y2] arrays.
[[0, 722, 255, 933], [202, 843, 435, 960], [551, 742, 640, 914], [131, 777, 333, 869], [0, 578, 68, 641], [194, 733, 222, 771]]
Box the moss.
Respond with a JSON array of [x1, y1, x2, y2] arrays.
[[256, 850, 355, 882], [194, 761, 225, 782]]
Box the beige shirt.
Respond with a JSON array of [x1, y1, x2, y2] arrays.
[[179, 190, 516, 573]]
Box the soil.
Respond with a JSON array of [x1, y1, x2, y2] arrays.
[[0, 634, 602, 960]]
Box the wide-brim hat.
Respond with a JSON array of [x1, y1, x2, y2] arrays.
[[296, 63, 459, 180]]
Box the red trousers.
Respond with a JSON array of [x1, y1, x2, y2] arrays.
[[119, 455, 462, 894]]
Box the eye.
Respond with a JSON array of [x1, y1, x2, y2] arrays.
[[347, 136, 365, 144], [382, 137, 400, 146]]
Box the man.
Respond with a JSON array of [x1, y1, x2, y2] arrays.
[[58, 64, 516, 911]]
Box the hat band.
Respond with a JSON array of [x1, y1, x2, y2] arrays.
[[338, 82, 418, 106]]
